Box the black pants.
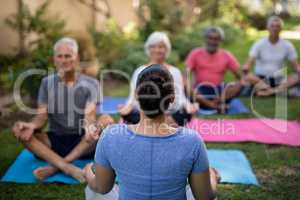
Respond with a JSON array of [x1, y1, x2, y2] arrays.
[[46, 130, 94, 159], [257, 75, 282, 88]]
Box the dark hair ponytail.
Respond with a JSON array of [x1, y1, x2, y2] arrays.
[[136, 64, 174, 118]]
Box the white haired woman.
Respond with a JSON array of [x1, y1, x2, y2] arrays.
[[118, 31, 198, 126]]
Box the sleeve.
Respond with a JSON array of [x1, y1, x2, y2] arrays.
[[286, 41, 298, 61], [226, 51, 240, 72], [94, 128, 111, 167], [37, 78, 48, 105], [87, 79, 101, 104], [185, 49, 198, 71], [191, 134, 209, 173], [249, 40, 260, 58], [127, 67, 141, 106], [172, 67, 189, 106]]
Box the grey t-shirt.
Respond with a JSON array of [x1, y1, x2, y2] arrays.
[[38, 73, 101, 135]]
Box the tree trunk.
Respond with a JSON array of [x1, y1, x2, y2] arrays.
[[91, 0, 96, 30], [17, 0, 26, 57], [211, 0, 219, 24]]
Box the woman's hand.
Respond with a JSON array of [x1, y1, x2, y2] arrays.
[[185, 102, 199, 114], [209, 167, 221, 184], [118, 104, 133, 116], [83, 163, 95, 184]]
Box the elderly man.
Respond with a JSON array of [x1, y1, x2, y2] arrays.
[[185, 26, 244, 113], [12, 37, 113, 182], [243, 16, 300, 96]]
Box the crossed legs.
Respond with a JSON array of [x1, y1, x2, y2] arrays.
[[13, 114, 114, 182], [194, 82, 243, 113]]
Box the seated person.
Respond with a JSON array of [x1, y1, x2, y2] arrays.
[[185, 26, 244, 113], [12, 37, 114, 182], [84, 64, 219, 200], [257, 73, 300, 96], [243, 15, 300, 96], [118, 32, 198, 126]]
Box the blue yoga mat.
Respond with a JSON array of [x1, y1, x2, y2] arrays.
[[198, 98, 249, 115], [1, 149, 258, 185], [97, 97, 249, 115], [1, 149, 90, 184], [208, 149, 259, 185], [97, 96, 127, 114]]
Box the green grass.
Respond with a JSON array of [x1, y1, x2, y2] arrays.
[[1, 20, 300, 200], [1, 98, 300, 199]]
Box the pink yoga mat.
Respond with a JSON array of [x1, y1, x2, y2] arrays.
[[186, 118, 300, 147]]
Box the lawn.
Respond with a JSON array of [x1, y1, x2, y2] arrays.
[[1, 30, 300, 199]]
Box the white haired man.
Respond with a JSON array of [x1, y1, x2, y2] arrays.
[[12, 37, 114, 182], [243, 16, 300, 96]]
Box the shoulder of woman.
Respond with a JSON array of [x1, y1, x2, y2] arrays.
[[179, 127, 204, 142], [101, 124, 127, 138], [168, 65, 182, 74]]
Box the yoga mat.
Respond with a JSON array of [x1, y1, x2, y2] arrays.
[[97, 97, 127, 114], [198, 98, 249, 115], [1, 149, 90, 184], [187, 118, 300, 147], [1, 149, 258, 185], [207, 149, 258, 185], [97, 97, 249, 115]]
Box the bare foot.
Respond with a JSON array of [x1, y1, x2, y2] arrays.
[[33, 166, 58, 181], [257, 88, 274, 97], [65, 164, 86, 183]]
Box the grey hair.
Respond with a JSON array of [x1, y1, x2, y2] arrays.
[[54, 37, 79, 54], [144, 31, 171, 58], [267, 15, 284, 29], [203, 26, 225, 40]]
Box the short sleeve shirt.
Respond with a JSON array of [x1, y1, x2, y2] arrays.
[[38, 73, 101, 135], [95, 124, 209, 200], [250, 37, 298, 77], [185, 48, 240, 86]]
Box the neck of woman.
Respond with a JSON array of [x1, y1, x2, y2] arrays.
[[133, 112, 174, 136], [149, 59, 166, 66]]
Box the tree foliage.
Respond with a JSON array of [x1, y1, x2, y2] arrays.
[[4, 0, 65, 100]]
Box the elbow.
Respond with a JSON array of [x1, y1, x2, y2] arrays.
[[208, 189, 217, 200], [89, 183, 113, 195], [94, 186, 113, 195]]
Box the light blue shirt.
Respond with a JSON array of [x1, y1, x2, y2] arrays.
[[95, 124, 209, 200]]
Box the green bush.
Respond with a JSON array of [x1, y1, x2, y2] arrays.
[[89, 20, 127, 68], [172, 22, 243, 60], [218, 23, 244, 44], [172, 28, 203, 60], [111, 42, 147, 75], [91, 20, 148, 76], [4, 1, 65, 101]]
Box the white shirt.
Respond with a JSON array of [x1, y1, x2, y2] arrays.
[[128, 65, 189, 112], [250, 37, 297, 77]]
